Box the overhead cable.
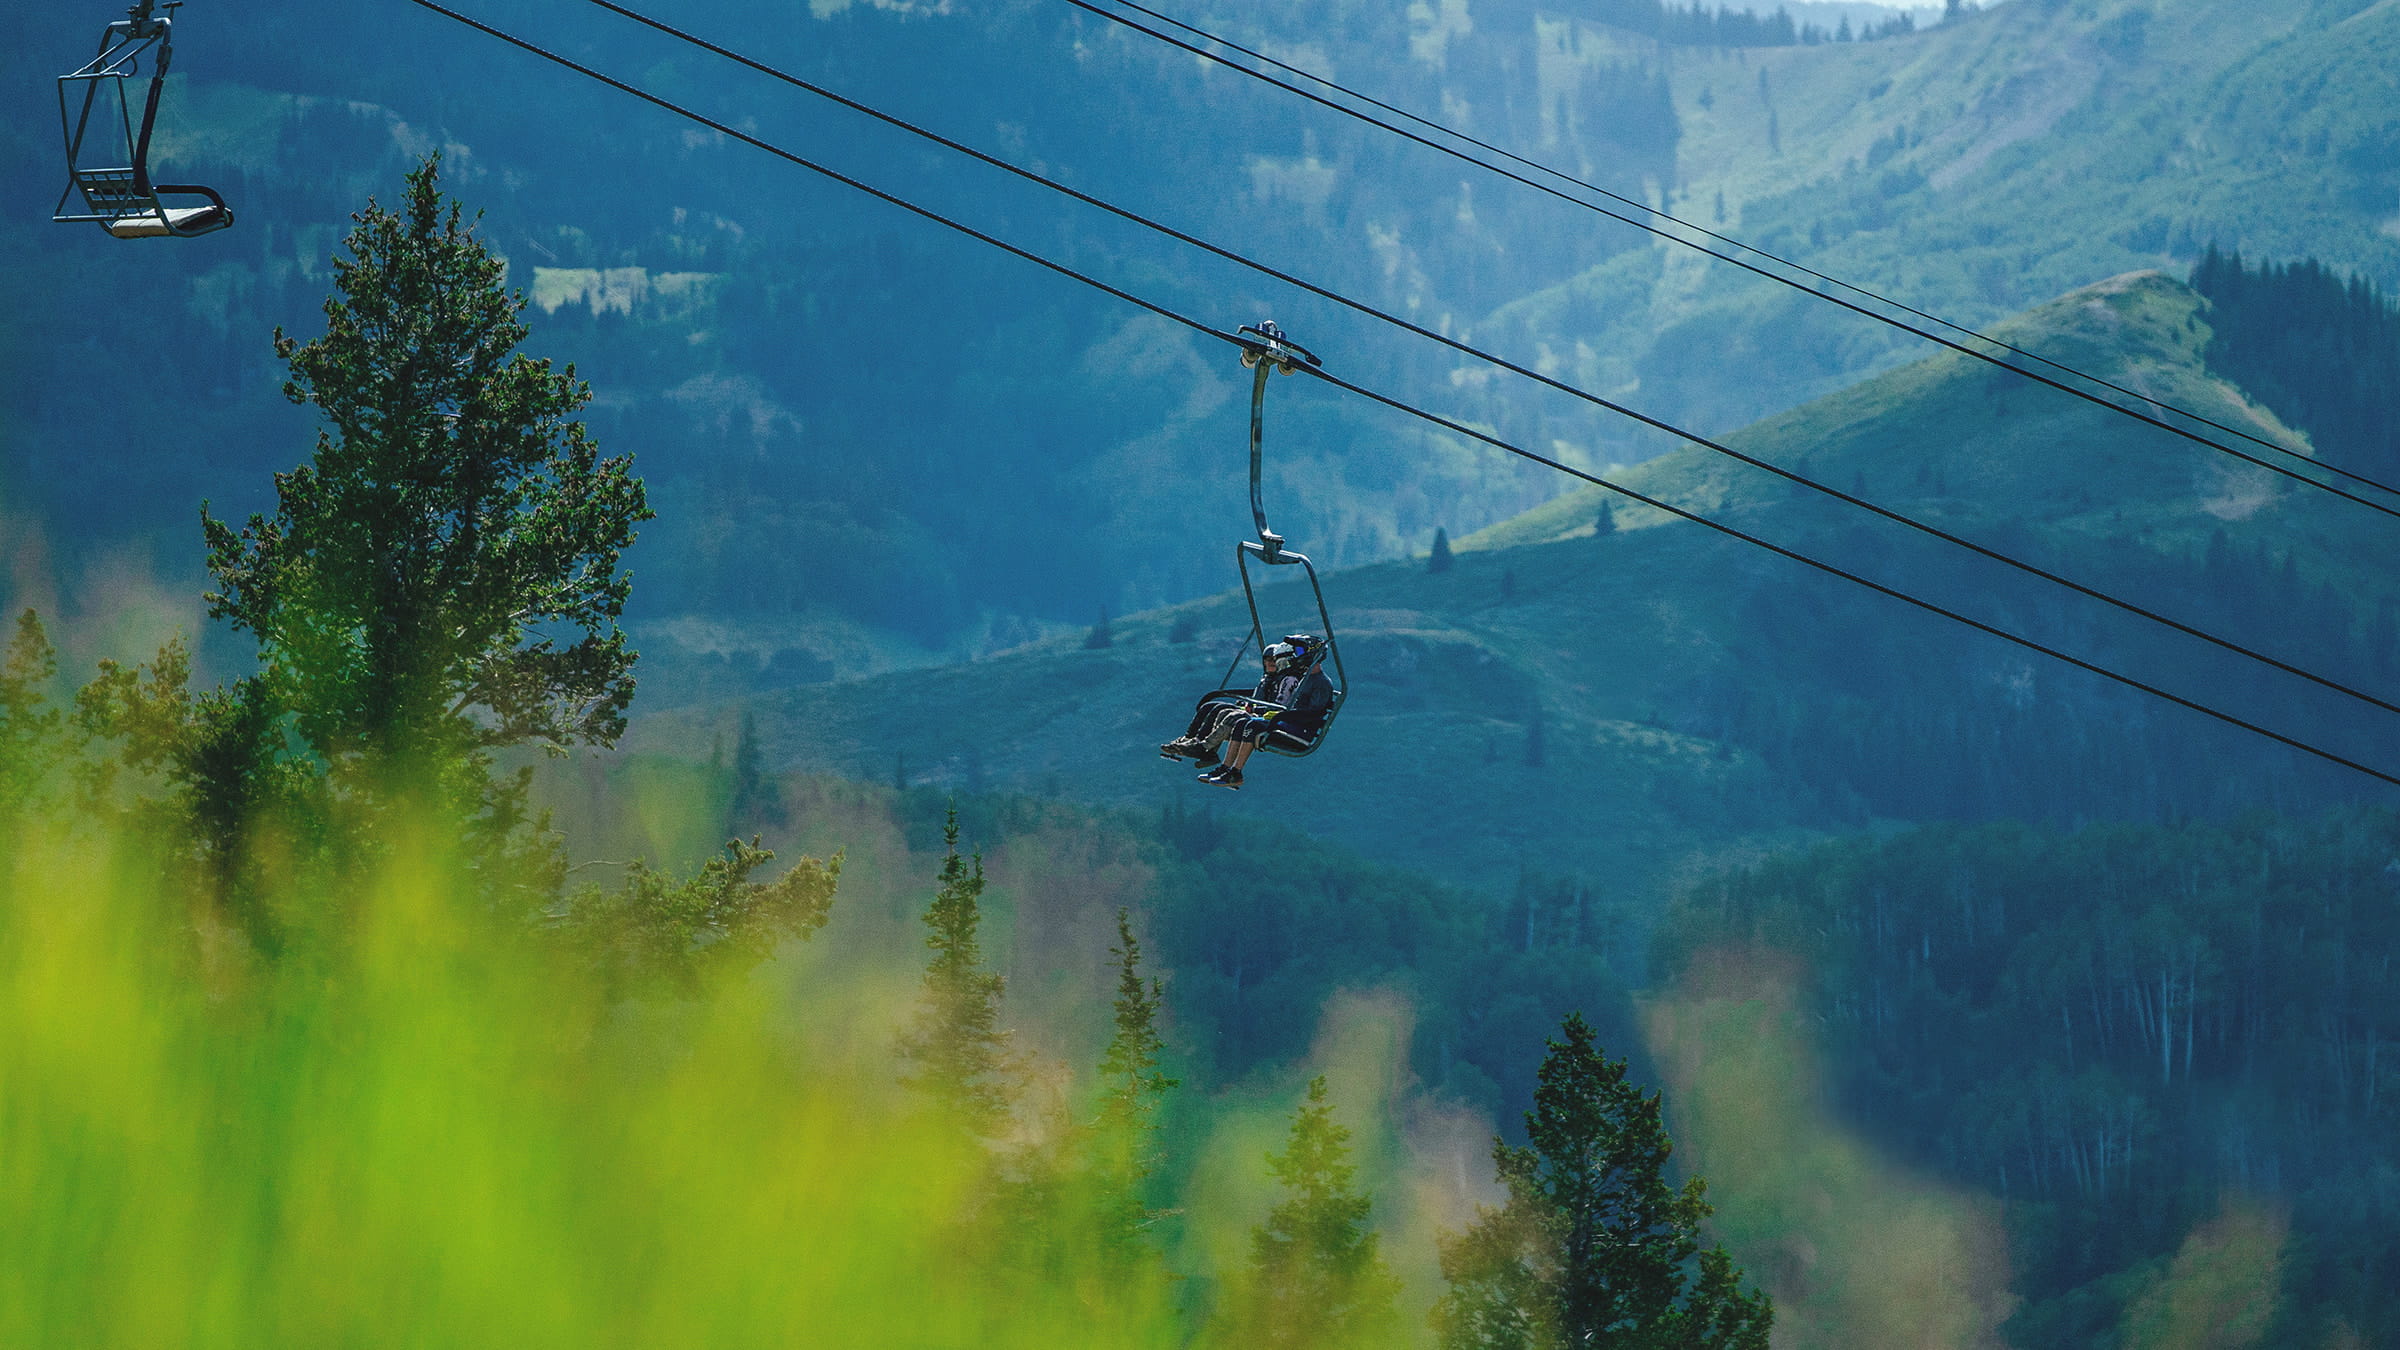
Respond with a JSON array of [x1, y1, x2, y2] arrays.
[[395, 0, 2400, 792], [552, 0, 2400, 726], [1080, 0, 2393, 501], [1057, 0, 2400, 521]]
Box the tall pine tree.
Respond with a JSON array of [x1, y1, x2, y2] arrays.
[[725, 709, 773, 832], [1235, 1075, 1402, 1349], [898, 807, 1013, 1137], [1092, 907, 1178, 1258], [0, 611, 62, 820], [1431, 1013, 1770, 1349], [201, 152, 650, 830]]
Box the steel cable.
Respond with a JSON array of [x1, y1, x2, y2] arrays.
[[1076, 0, 2400, 502], [1054, 0, 2400, 522], [395, 0, 2400, 791], [539, 0, 2400, 726]]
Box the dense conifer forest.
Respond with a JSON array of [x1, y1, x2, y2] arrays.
[[1657, 810, 2400, 1345], [1587, 0, 1923, 46], [2193, 247, 2400, 487]]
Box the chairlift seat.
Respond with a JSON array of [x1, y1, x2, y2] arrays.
[[103, 196, 230, 238], [54, 7, 235, 242], [1188, 685, 1345, 758], [67, 165, 231, 238]]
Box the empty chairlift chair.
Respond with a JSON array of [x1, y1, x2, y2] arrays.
[[55, 1, 234, 241]]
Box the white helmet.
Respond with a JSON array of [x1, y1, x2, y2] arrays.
[[1263, 641, 1299, 672]]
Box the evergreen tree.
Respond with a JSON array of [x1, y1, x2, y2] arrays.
[[726, 709, 773, 831], [553, 836, 837, 995], [898, 807, 1013, 1136], [1430, 528, 1455, 573], [1239, 1076, 1402, 1349], [1431, 1013, 1770, 1349], [1085, 607, 1115, 649], [74, 636, 314, 948], [201, 152, 650, 830], [1092, 907, 1178, 1257], [0, 611, 63, 820], [70, 154, 648, 941]]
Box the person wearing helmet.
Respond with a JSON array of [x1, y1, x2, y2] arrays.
[[1160, 635, 1334, 789]]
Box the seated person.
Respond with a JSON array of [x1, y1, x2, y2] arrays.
[[1159, 636, 1336, 789]]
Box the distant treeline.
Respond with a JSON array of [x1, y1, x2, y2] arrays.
[[2192, 246, 2400, 486], [1589, 0, 1923, 46], [1657, 808, 2400, 1347]]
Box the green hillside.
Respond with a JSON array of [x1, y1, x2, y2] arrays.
[[9, 0, 2399, 664], [627, 269, 2397, 895], [1473, 269, 2308, 554], [1494, 0, 2400, 432]]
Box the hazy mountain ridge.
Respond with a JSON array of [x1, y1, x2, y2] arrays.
[[6, 0, 2396, 665], [1494, 0, 2400, 431], [628, 270, 2400, 894]]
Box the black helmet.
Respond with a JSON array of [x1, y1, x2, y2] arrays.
[[1280, 634, 1326, 670], [1263, 641, 1299, 673]]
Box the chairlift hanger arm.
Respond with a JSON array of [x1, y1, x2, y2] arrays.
[[1232, 320, 1322, 557]]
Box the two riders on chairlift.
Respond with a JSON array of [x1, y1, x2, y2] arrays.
[[1160, 634, 1335, 790]]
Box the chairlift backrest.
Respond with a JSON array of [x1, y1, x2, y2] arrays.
[[55, 2, 235, 241]]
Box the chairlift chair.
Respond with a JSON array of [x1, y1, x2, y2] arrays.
[[55, 1, 235, 241], [1184, 322, 1347, 759]]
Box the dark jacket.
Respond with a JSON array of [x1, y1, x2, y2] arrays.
[[1253, 666, 1336, 736]]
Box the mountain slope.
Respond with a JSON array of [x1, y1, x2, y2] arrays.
[[628, 271, 2400, 894], [1495, 0, 2400, 432], [7, 0, 2398, 664]]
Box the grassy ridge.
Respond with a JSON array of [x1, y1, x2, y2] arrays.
[[11, 0, 2399, 664], [629, 271, 2395, 896], [1503, 0, 2400, 432]]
